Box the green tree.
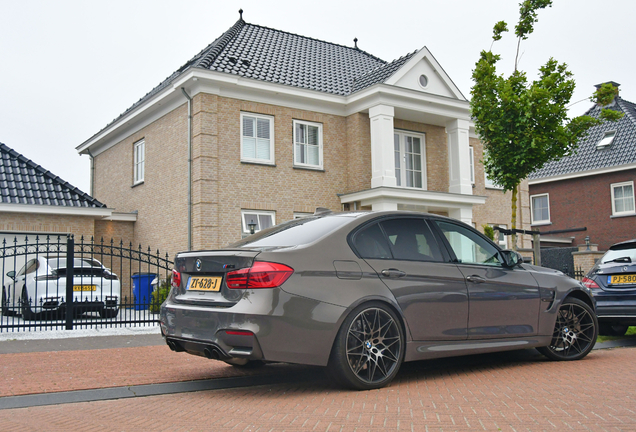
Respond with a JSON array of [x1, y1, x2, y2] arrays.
[[471, 0, 622, 247]]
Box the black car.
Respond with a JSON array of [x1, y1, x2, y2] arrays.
[[583, 239, 636, 336]]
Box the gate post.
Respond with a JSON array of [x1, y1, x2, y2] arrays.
[[65, 235, 74, 330], [533, 233, 541, 266]]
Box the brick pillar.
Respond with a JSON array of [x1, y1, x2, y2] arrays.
[[572, 243, 605, 277]]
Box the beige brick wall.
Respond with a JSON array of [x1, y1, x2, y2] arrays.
[[0, 213, 96, 239], [92, 104, 189, 258]]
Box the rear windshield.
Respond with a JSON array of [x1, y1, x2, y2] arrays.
[[227, 215, 353, 248], [602, 247, 636, 264]]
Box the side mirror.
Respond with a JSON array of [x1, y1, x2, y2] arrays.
[[6, 271, 15, 280], [500, 250, 523, 268]]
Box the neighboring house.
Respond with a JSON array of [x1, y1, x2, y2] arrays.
[[76, 12, 530, 257], [528, 82, 636, 251], [0, 142, 135, 249]]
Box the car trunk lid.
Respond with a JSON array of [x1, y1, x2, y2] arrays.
[[173, 250, 260, 307], [594, 262, 636, 291]]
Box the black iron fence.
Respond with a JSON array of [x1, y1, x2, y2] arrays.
[[0, 235, 172, 332]]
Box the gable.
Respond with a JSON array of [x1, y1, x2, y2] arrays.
[[385, 47, 465, 100]]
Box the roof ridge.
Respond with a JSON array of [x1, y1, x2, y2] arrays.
[[195, 18, 247, 69], [0, 142, 105, 208], [240, 21, 387, 64]]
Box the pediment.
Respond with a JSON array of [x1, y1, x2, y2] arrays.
[[385, 47, 466, 101]]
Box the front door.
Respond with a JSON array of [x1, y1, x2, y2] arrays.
[[433, 220, 541, 339]]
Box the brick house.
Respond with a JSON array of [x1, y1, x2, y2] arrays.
[[76, 13, 531, 258], [528, 83, 636, 251]]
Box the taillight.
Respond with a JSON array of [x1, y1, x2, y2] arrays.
[[226, 261, 293, 289], [172, 269, 182, 288], [582, 277, 600, 289]]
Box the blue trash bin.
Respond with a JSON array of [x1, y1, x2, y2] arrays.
[[131, 273, 157, 310]]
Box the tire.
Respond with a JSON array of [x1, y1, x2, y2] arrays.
[[328, 302, 405, 390], [21, 287, 36, 321], [538, 297, 597, 361], [99, 308, 119, 319], [223, 358, 266, 368], [598, 323, 629, 337], [2, 287, 15, 317]]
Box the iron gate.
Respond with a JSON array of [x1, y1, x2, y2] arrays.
[[0, 234, 172, 332]]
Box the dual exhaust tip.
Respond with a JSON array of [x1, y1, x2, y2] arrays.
[[166, 338, 228, 360]]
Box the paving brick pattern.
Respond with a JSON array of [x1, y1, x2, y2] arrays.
[[1, 346, 636, 431]]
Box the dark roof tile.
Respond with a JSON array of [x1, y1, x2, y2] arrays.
[[0, 143, 105, 208]]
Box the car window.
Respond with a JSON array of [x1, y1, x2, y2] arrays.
[[380, 218, 443, 262], [352, 223, 392, 259], [601, 247, 636, 264], [435, 220, 502, 266], [17, 259, 39, 276]]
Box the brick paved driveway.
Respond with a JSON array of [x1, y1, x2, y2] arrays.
[[1, 342, 635, 431]]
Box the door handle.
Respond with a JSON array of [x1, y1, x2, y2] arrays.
[[466, 275, 486, 284], [381, 269, 406, 278]]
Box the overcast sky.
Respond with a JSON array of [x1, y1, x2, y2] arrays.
[[1, 0, 634, 196]]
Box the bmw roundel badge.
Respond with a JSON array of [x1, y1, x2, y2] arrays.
[[195, 259, 202, 271]]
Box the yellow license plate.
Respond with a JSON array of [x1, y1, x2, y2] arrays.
[[187, 276, 222, 292], [610, 274, 636, 284], [73, 285, 97, 291]]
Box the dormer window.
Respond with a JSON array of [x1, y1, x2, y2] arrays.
[[597, 130, 616, 149]]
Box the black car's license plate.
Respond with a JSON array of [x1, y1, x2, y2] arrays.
[[187, 276, 222, 292], [609, 274, 636, 284]]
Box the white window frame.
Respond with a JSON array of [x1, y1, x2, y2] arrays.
[[394, 130, 427, 189], [241, 210, 276, 234], [611, 181, 635, 216], [530, 193, 551, 225], [133, 139, 145, 184], [240, 112, 275, 165], [597, 130, 616, 149], [469, 146, 475, 184], [482, 150, 502, 189], [293, 119, 323, 169]]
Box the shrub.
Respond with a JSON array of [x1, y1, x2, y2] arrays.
[[150, 274, 172, 314]]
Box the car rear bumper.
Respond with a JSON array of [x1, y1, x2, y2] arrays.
[[160, 287, 346, 366]]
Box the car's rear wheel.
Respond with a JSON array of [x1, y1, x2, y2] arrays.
[[328, 302, 404, 390], [598, 323, 629, 337], [21, 287, 35, 321], [538, 297, 597, 361], [2, 287, 15, 316]]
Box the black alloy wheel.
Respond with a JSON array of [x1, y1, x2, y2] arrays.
[[538, 297, 597, 361], [99, 308, 119, 319], [329, 302, 404, 390]]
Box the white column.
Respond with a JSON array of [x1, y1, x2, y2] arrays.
[[371, 201, 398, 211], [446, 119, 472, 195], [369, 105, 396, 188], [449, 206, 473, 225]]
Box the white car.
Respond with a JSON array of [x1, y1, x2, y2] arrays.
[[2, 257, 120, 320]]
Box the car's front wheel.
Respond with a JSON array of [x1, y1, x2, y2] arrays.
[[538, 297, 597, 361], [2, 287, 15, 317], [328, 302, 404, 390]]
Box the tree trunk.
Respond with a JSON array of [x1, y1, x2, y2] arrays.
[[511, 186, 518, 251]]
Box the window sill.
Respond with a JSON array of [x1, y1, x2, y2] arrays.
[[530, 221, 552, 227], [485, 185, 504, 190], [131, 181, 144, 188], [293, 165, 325, 172], [241, 160, 276, 167], [610, 212, 636, 219]]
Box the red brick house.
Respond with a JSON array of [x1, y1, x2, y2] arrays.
[[528, 83, 636, 251]]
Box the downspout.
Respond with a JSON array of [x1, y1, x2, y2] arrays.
[[181, 88, 192, 251], [86, 148, 95, 196]]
